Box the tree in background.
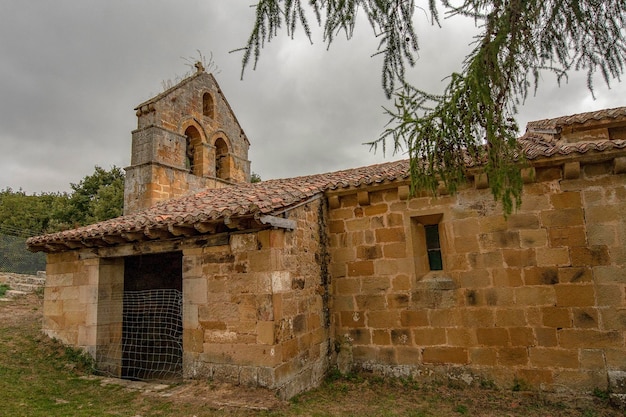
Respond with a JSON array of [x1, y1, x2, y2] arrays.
[[239, 0, 626, 214], [62, 166, 125, 228], [0, 166, 124, 273], [0, 166, 124, 236], [0, 189, 67, 237], [251, 172, 262, 183], [0, 190, 69, 273]]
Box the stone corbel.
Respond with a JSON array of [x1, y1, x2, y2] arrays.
[[397, 185, 410, 200], [144, 227, 171, 240], [121, 231, 145, 242], [328, 195, 341, 209], [102, 235, 128, 245], [614, 156, 626, 174], [194, 222, 217, 234], [521, 167, 536, 183], [474, 173, 489, 189], [357, 190, 370, 206], [437, 182, 450, 195], [259, 215, 297, 230], [223, 216, 243, 230], [563, 161, 581, 179]]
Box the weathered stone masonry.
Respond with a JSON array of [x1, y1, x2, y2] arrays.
[[27, 67, 626, 399], [124, 70, 251, 215], [327, 154, 626, 392], [182, 199, 330, 398], [41, 198, 329, 398]]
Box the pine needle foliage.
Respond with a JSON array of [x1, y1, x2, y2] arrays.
[[238, 0, 626, 214]]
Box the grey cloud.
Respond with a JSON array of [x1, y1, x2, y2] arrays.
[[0, 1, 624, 193]]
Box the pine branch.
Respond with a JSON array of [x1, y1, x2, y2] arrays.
[[237, 0, 626, 214]]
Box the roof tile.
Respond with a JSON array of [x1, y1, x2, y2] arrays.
[[527, 106, 626, 130], [27, 106, 626, 249]]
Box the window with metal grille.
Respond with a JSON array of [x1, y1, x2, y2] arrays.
[[410, 213, 444, 274], [424, 224, 443, 271]]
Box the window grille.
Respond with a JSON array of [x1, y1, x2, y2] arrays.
[[424, 224, 443, 271]]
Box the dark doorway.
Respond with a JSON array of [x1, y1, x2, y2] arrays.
[[122, 252, 183, 381]]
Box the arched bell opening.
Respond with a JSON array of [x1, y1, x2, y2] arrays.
[[184, 125, 202, 175]]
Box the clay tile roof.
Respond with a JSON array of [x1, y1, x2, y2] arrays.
[[26, 160, 411, 249], [27, 106, 626, 251], [520, 105, 626, 159], [519, 133, 626, 160], [526, 106, 626, 131]]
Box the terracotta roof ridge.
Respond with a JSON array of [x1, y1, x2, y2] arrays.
[[520, 133, 626, 159], [526, 106, 626, 130], [25, 159, 412, 246]]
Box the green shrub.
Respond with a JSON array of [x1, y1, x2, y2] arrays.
[[0, 283, 10, 297], [592, 387, 610, 400], [512, 378, 532, 392]]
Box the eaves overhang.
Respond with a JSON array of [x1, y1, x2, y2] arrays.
[[26, 214, 267, 254]]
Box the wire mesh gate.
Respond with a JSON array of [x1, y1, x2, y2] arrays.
[[97, 288, 183, 381]]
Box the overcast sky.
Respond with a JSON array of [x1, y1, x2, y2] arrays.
[[1, 1, 624, 194]]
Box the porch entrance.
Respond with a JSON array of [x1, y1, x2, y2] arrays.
[[122, 252, 183, 381]]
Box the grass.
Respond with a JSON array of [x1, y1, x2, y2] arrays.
[[1, 294, 625, 417], [0, 283, 10, 297], [1, 316, 150, 416], [453, 404, 469, 414]]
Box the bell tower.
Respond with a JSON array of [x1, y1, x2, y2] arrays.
[[123, 64, 251, 214]]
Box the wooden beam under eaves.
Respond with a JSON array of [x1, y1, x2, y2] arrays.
[[64, 241, 84, 249], [168, 224, 196, 237], [121, 231, 145, 242], [102, 235, 128, 245], [194, 222, 217, 234], [224, 216, 246, 231], [144, 227, 171, 240]]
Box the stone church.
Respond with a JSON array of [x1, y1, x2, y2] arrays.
[[28, 65, 626, 399]]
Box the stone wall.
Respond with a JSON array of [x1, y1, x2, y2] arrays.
[[124, 162, 232, 214], [134, 72, 249, 162], [328, 159, 626, 392], [42, 199, 330, 398], [124, 71, 251, 214], [42, 251, 100, 354], [0, 271, 46, 297], [183, 198, 330, 398]]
